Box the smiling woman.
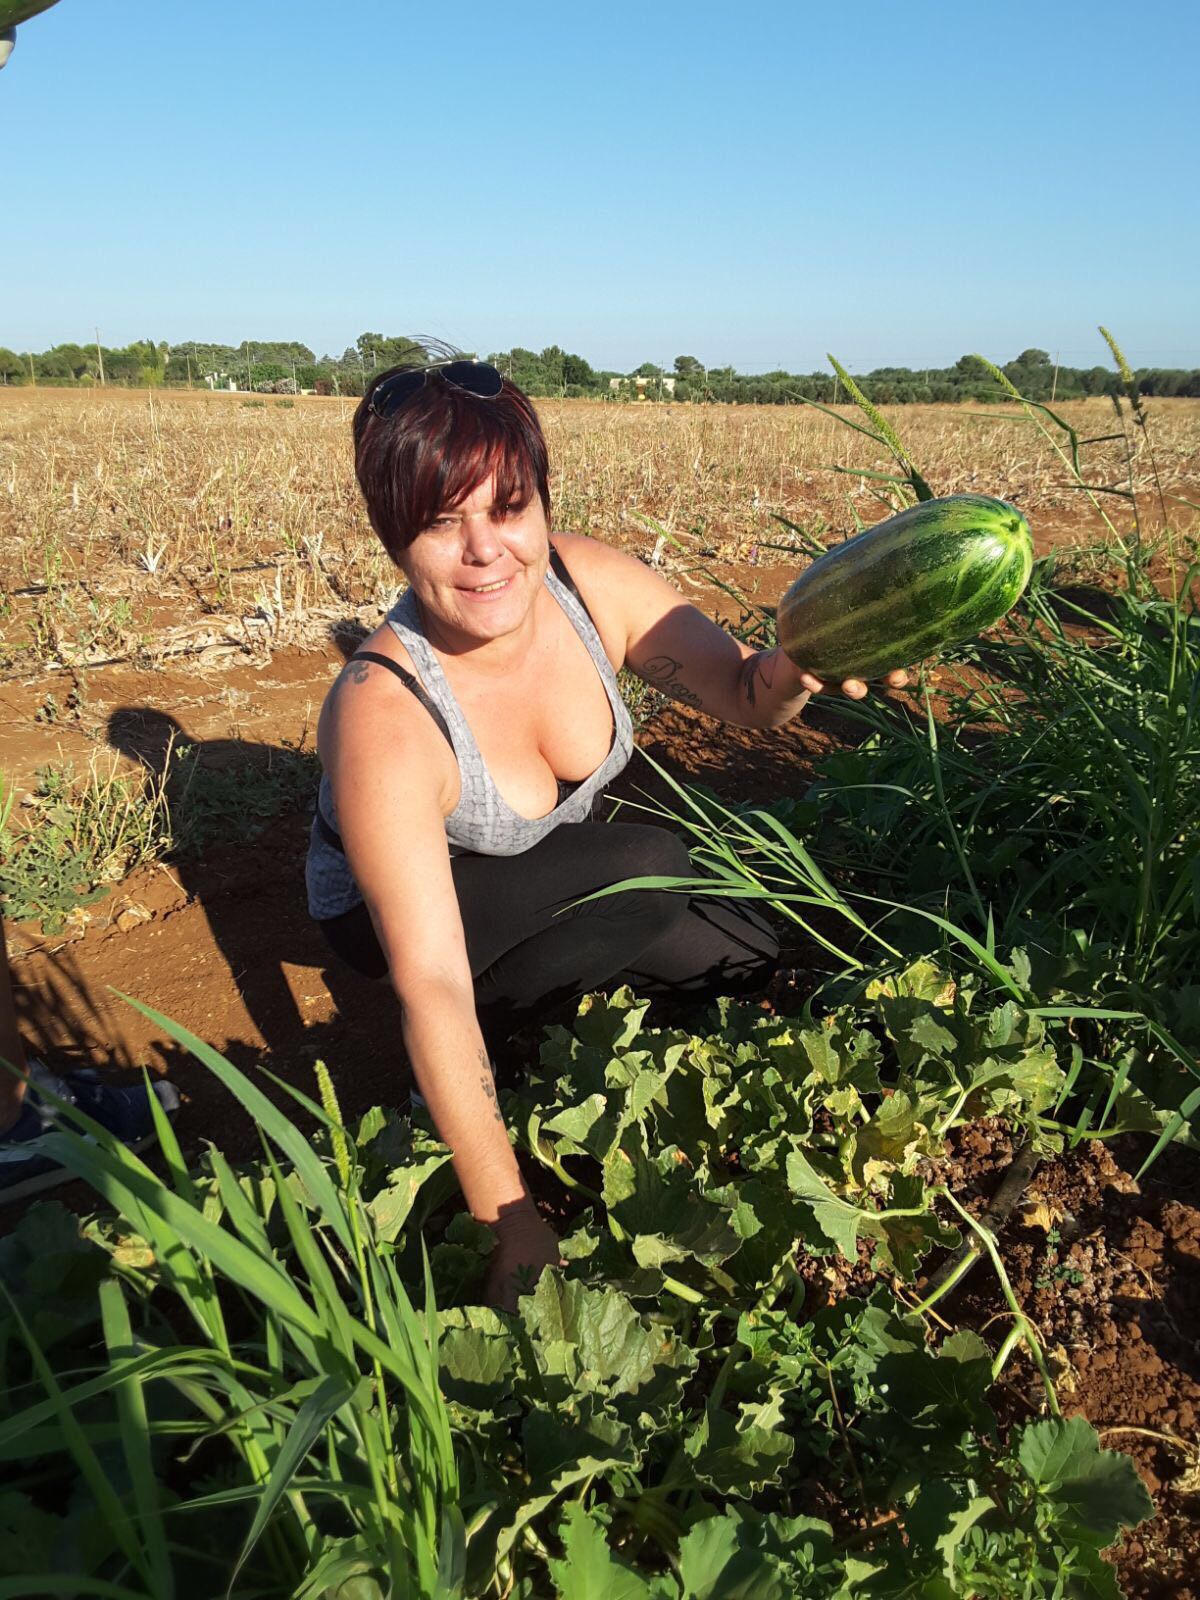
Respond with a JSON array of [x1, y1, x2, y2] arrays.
[[305, 349, 906, 1307]]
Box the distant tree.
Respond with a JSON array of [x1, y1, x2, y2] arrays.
[[561, 351, 597, 389], [674, 355, 703, 376], [539, 345, 566, 391], [35, 349, 74, 380], [356, 333, 428, 371]]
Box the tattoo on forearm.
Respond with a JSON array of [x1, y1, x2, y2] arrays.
[[738, 650, 779, 708], [478, 1049, 501, 1121], [639, 654, 704, 710]]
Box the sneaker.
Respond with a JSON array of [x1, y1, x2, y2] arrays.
[[0, 1060, 180, 1205]]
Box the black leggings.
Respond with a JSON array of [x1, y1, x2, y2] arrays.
[[317, 821, 779, 1037]]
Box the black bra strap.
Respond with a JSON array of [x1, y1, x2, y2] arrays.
[[548, 544, 599, 631], [351, 650, 455, 749]]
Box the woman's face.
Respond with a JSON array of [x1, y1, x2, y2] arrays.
[[397, 474, 550, 651]]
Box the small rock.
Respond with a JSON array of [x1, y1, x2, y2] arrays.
[[115, 901, 152, 933]]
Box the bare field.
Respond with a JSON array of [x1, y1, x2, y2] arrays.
[[3, 387, 1198, 673]]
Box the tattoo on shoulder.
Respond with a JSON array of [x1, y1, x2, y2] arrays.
[[335, 657, 374, 691], [738, 650, 779, 708], [639, 654, 704, 711]]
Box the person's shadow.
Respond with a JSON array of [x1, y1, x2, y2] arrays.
[[102, 694, 408, 1117]]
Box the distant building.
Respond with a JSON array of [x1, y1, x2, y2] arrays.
[[609, 374, 676, 397]]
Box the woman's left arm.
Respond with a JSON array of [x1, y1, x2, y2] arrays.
[[557, 534, 906, 730]]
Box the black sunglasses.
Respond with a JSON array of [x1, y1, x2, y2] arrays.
[[367, 360, 504, 420]]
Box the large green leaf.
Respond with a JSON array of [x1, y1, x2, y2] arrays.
[[1018, 1417, 1154, 1544], [683, 1394, 793, 1497], [549, 1502, 675, 1599], [520, 1276, 695, 1401]]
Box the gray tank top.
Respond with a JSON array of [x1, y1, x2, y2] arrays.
[[305, 560, 635, 920]]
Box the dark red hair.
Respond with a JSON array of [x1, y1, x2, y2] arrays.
[[352, 367, 551, 561]]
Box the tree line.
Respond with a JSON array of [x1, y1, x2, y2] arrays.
[[4, 334, 1199, 403]]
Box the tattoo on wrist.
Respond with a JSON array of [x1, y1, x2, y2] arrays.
[[639, 654, 704, 710]]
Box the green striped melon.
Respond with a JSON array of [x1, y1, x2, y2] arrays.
[[776, 493, 1033, 680], [0, 0, 60, 29]]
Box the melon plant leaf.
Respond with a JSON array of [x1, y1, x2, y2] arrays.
[[549, 1502, 676, 1599], [435, 1320, 518, 1414], [520, 1276, 696, 1402], [573, 987, 654, 1051], [366, 1151, 453, 1242], [523, 1404, 633, 1482], [785, 1148, 872, 1261], [677, 1508, 838, 1598], [1018, 1417, 1154, 1544], [677, 1516, 787, 1600], [683, 1394, 794, 1497], [603, 1141, 742, 1272], [876, 1341, 995, 1431]]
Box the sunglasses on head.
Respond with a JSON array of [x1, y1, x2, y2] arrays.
[[367, 360, 504, 420]]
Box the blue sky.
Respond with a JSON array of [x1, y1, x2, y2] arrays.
[[2, 0, 1197, 371]]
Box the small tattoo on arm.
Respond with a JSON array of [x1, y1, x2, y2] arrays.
[[334, 657, 373, 693], [640, 654, 704, 711], [478, 1050, 501, 1121], [739, 650, 779, 709]]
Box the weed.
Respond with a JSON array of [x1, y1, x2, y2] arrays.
[[0, 756, 172, 932], [166, 740, 320, 855]]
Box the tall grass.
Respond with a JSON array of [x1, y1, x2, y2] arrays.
[[1, 1001, 462, 1599]]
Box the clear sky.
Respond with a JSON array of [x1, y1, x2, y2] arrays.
[[2, 0, 1197, 372]]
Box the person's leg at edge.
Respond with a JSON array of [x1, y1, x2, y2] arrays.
[[0, 914, 29, 1132], [0, 908, 180, 1202]]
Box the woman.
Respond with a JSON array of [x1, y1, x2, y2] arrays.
[[306, 357, 907, 1305]]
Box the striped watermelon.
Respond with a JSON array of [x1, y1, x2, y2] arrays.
[[0, 0, 59, 27], [776, 493, 1033, 680]]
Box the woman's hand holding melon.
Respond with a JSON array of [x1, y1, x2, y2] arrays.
[[797, 666, 910, 700], [780, 653, 910, 701]]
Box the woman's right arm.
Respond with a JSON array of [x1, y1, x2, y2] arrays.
[[319, 661, 559, 1297]]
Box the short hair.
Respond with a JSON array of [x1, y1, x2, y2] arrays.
[[352, 366, 551, 561]]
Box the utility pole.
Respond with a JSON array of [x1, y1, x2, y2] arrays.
[[291, 358, 298, 394], [28, 352, 35, 385], [245, 342, 253, 392], [95, 327, 106, 385], [1051, 350, 1060, 404]]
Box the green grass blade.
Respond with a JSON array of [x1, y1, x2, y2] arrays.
[[0, 1283, 155, 1591], [226, 1374, 354, 1596], [111, 990, 355, 1256], [36, 1128, 326, 1338], [98, 1280, 173, 1599]]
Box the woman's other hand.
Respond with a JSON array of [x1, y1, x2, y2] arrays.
[[484, 1202, 564, 1313], [794, 667, 910, 701]]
